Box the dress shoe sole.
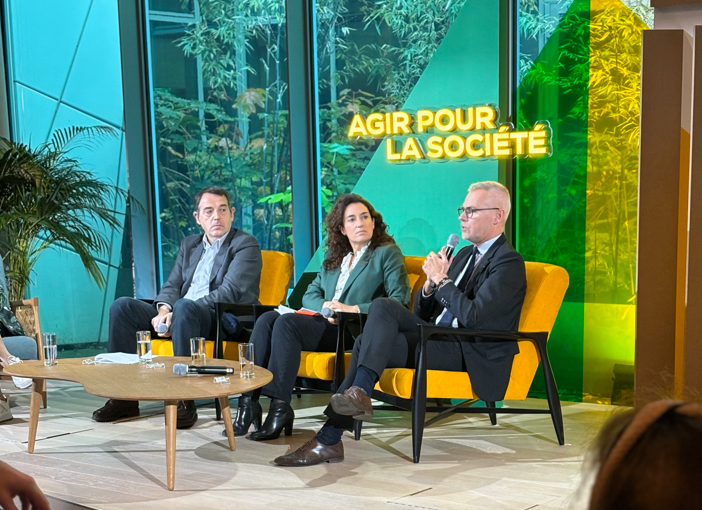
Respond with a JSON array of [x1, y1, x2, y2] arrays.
[[274, 456, 344, 467], [92, 409, 139, 423], [330, 394, 374, 420]]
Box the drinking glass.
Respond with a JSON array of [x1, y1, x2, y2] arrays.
[[137, 331, 152, 364], [238, 343, 254, 378], [42, 333, 58, 366], [190, 337, 206, 366]]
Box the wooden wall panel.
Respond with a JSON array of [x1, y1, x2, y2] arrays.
[[652, 0, 702, 8], [684, 26, 702, 401], [637, 30, 685, 406]]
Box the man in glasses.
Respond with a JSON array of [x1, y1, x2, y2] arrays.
[[92, 186, 262, 428], [275, 181, 526, 466]]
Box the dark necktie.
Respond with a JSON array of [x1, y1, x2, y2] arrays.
[[437, 245, 480, 327]]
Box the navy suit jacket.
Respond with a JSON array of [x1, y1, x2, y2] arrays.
[[414, 233, 527, 401]]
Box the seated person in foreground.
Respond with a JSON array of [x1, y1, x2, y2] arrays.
[[587, 399, 702, 510], [0, 460, 50, 510], [230, 194, 411, 441], [274, 181, 527, 466], [93, 186, 262, 428]]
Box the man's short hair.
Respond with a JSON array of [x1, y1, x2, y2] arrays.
[[468, 180, 510, 197], [468, 181, 511, 219], [194, 186, 231, 212]]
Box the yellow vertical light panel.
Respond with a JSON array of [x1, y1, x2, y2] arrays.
[[583, 0, 646, 401]]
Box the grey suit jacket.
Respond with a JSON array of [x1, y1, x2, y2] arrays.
[[154, 229, 263, 311]]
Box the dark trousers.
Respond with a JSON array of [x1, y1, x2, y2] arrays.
[[324, 298, 466, 429], [251, 310, 338, 403], [108, 297, 216, 357]]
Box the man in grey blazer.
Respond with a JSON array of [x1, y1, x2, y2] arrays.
[[92, 186, 263, 428]]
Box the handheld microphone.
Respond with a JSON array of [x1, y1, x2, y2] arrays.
[[157, 323, 169, 334], [445, 234, 460, 259], [321, 307, 336, 319], [173, 363, 234, 376]]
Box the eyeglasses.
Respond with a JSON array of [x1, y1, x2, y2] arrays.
[[457, 207, 499, 218]]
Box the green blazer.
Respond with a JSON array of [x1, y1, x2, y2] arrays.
[[302, 243, 411, 313]]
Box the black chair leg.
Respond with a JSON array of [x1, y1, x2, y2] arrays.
[[353, 420, 362, 441], [485, 401, 497, 425], [215, 398, 222, 420], [535, 333, 565, 445], [412, 334, 429, 463]]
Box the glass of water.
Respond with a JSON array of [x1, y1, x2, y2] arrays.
[[42, 333, 58, 366], [190, 337, 206, 366], [137, 331, 152, 364], [238, 343, 254, 378]]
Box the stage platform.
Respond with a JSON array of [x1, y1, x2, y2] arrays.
[[0, 380, 617, 509]]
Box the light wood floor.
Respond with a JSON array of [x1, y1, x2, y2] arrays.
[[0, 380, 618, 509]]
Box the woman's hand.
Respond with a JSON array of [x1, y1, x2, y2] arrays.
[[423, 247, 451, 286], [327, 301, 360, 314], [321, 301, 360, 324]]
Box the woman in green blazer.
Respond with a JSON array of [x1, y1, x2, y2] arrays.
[[231, 194, 411, 441]]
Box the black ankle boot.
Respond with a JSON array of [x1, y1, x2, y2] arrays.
[[247, 401, 294, 441], [223, 396, 262, 437]]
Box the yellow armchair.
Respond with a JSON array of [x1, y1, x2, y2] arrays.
[[357, 261, 569, 463], [152, 250, 294, 359]]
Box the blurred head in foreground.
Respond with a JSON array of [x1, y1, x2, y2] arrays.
[[588, 399, 702, 510]]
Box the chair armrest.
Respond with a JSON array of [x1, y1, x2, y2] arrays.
[[416, 325, 550, 363], [418, 325, 548, 343], [214, 303, 276, 358]]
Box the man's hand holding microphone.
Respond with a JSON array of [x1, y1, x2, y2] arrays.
[[151, 305, 173, 337]]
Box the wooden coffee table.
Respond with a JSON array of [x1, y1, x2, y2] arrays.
[[2, 357, 272, 490]]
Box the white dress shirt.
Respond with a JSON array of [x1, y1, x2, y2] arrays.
[[158, 232, 230, 311], [183, 233, 229, 301], [332, 242, 371, 301]]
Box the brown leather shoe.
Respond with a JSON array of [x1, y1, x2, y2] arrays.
[[274, 438, 344, 467], [330, 386, 374, 420]]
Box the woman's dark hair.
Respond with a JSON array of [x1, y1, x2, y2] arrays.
[[322, 194, 395, 271]]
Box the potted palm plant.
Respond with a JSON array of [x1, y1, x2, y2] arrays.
[[0, 126, 131, 301]]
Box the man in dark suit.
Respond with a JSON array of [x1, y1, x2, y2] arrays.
[[274, 181, 526, 466], [92, 186, 262, 428]]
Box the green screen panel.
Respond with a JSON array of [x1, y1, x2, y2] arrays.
[[517, 0, 590, 401]]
